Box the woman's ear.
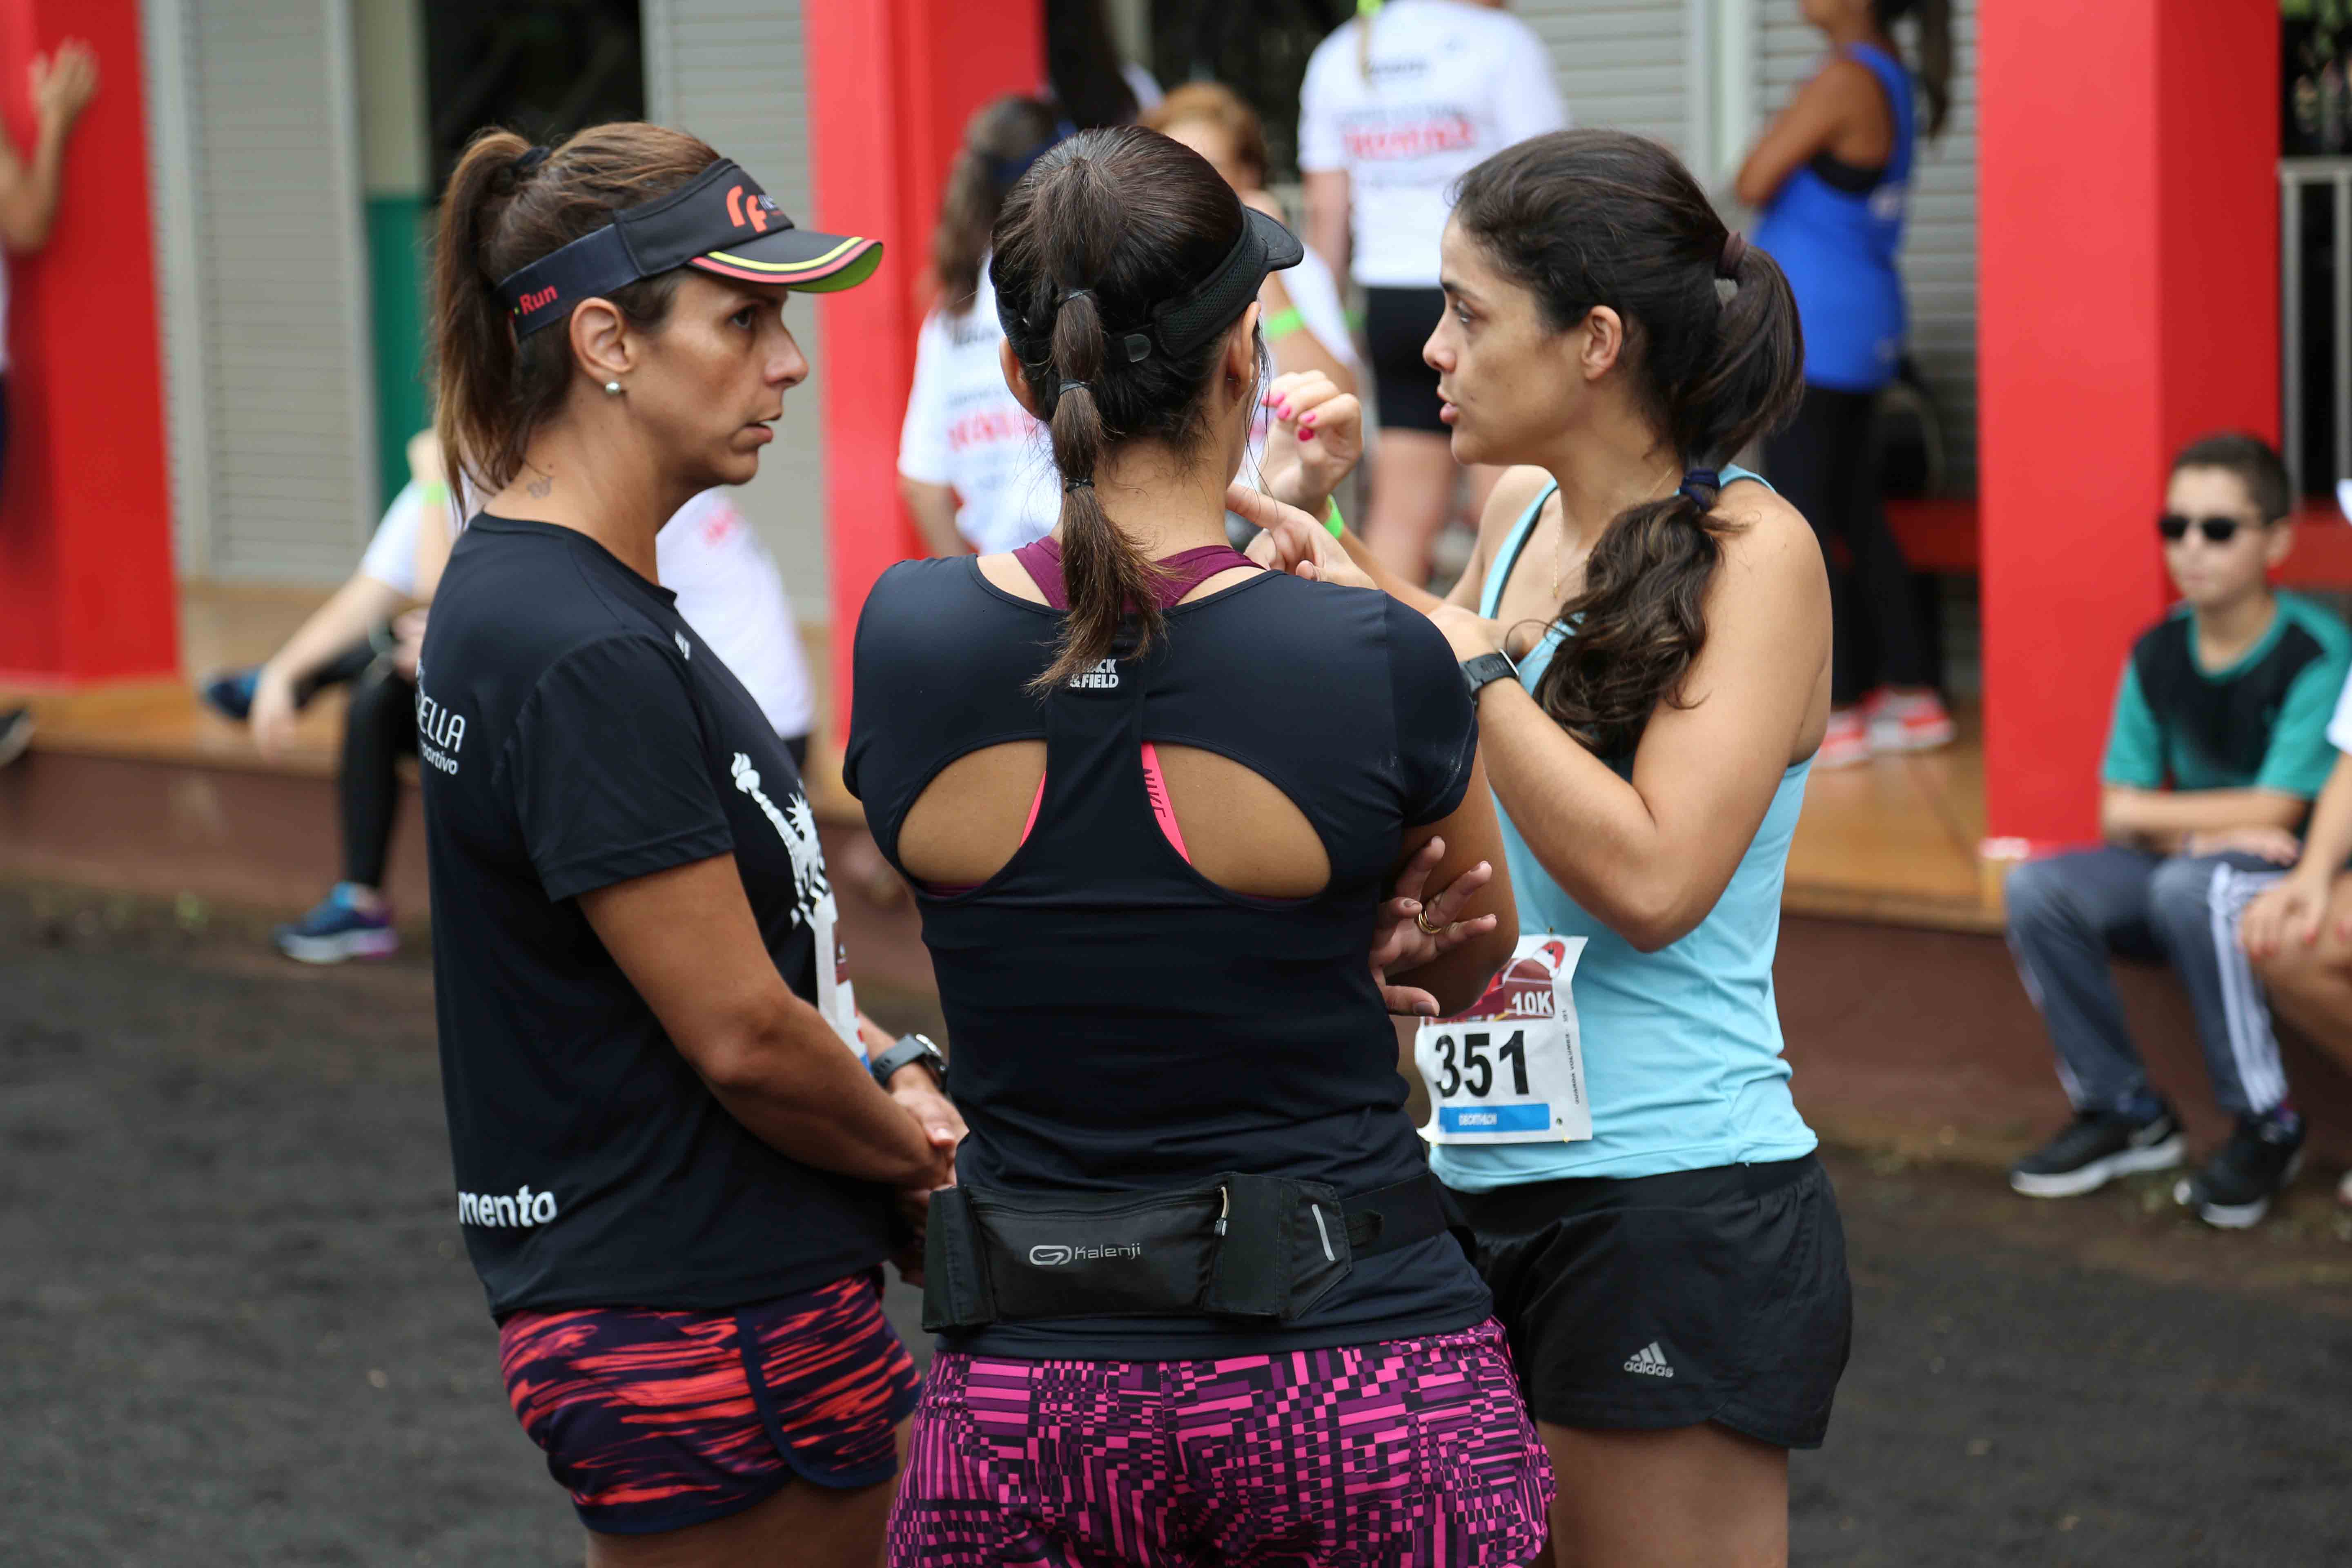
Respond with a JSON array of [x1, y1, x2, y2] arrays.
[[1225, 302, 1263, 389], [570, 298, 634, 389], [1579, 306, 1626, 383], [999, 339, 1043, 418]]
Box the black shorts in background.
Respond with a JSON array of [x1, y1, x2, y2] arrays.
[[1362, 286, 1448, 434], [1452, 1154, 1851, 1450]]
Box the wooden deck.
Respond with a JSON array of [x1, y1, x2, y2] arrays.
[[2, 581, 2006, 933]]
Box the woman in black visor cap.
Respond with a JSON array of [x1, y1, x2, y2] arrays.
[[419, 122, 960, 1566], [848, 125, 1548, 1568]]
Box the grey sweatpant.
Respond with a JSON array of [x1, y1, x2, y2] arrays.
[[2005, 848, 2290, 1117]]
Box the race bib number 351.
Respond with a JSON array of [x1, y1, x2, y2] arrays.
[[1413, 935, 1590, 1145]]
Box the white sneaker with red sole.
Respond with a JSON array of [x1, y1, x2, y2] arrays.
[[1863, 689, 1956, 754], [1815, 708, 1870, 770]]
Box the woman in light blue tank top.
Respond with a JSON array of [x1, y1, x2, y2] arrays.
[[1738, 0, 1957, 767], [1249, 129, 1849, 1564]]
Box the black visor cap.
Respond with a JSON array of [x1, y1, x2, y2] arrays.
[[998, 204, 1305, 364], [497, 159, 881, 338]]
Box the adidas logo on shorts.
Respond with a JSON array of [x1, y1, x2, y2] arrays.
[[1623, 1341, 1675, 1378]]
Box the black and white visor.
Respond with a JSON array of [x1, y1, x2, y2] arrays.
[[1003, 204, 1305, 363], [496, 159, 882, 338]]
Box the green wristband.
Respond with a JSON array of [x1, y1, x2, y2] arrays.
[[1263, 306, 1306, 342], [1325, 499, 1346, 539]]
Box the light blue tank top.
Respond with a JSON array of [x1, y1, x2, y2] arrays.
[[1750, 42, 1915, 393], [1430, 468, 1819, 1189]]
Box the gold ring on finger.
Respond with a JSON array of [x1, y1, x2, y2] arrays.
[[1414, 908, 1444, 936]]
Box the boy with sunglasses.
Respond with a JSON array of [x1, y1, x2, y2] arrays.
[[2006, 432, 2349, 1227]]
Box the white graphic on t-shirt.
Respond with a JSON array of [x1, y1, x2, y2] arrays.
[[729, 751, 860, 1053], [414, 677, 467, 776], [457, 1184, 557, 1228]]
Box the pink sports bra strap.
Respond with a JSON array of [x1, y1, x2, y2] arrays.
[[1011, 537, 1256, 612]]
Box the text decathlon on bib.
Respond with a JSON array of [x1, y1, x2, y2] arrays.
[[1414, 935, 1591, 1144]]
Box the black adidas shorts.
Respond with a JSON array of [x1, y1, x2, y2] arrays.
[[1451, 1153, 1851, 1450]]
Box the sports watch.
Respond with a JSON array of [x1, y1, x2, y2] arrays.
[[869, 1031, 947, 1091], [1459, 652, 1519, 701]]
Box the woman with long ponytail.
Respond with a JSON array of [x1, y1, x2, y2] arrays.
[[1739, 0, 1956, 767], [1257, 127, 1850, 1564], [898, 95, 1065, 557], [419, 123, 962, 1566], [847, 126, 1547, 1566]]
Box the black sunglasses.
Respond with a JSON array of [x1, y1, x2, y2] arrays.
[[2158, 513, 2256, 544]]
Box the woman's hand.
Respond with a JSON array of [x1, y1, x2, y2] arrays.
[[1256, 370, 1363, 515], [1370, 836, 1501, 1017], [1227, 482, 1377, 591], [1428, 603, 1507, 663]]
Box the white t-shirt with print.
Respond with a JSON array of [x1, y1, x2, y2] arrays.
[[357, 479, 429, 596], [1298, 0, 1568, 288], [898, 270, 1062, 556], [656, 491, 817, 742]]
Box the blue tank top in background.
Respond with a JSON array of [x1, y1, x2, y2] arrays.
[[1431, 470, 1819, 1190], [1751, 42, 1916, 393]]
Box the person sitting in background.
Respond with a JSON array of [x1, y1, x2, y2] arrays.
[[1142, 82, 1358, 404], [898, 96, 1064, 558], [198, 442, 443, 962], [2242, 664, 2352, 1212], [211, 433, 820, 965], [0, 38, 100, 773], [2006, 433, 2350, 1229]]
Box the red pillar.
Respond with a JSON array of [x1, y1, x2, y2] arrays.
[[804, 0, 1045, 738], [1978, 2, 2279, 848], [0, 1, 176, 686]]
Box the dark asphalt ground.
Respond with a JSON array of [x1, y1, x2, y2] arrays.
[[5, 886, 2351, 1566]]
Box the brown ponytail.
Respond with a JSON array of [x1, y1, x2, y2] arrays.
[[931, 96, 1060, 314], [1453, 131, 1804, 757], [430, 122, 720, 499], [991, 127, 1254, 694], [1877, 0, 1952, 139]]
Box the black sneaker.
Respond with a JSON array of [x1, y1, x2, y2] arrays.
[[2174, 1114, 2306, 1229], [0, 706, 32, 770], [2010, 1104, 2186, 1198]]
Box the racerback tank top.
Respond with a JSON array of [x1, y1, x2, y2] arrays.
[[1431, 469, 1819, 1190], [1751, 42, 1916, 393]]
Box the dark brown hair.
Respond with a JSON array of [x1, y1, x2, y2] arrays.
[[1453, 130, 1804, 757], [1142, 82, 1270, 188], [2173, 432, 2293, 525], [991, 126, 1253, 693], [431, 122, 719, 497], [931, 96, 1061, 315], [1876, 0, 1952, 139]]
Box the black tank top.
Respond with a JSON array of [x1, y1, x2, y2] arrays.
[[845, 555, 1492, 1358]]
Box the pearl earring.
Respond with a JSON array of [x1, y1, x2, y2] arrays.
[[603, 380, 623, 396]]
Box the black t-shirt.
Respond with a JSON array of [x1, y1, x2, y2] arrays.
[[418, 514, 890, 1318], [845, 557, 1492, 1358]]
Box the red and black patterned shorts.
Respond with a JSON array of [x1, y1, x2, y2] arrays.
[[499, 1271, 920, 1537]]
